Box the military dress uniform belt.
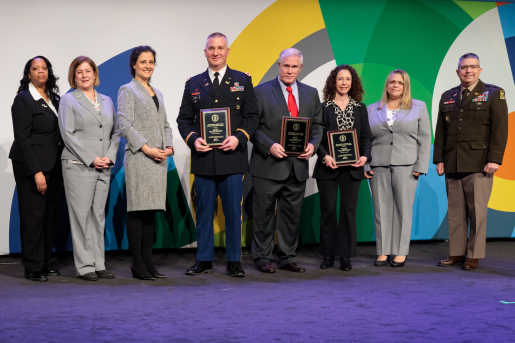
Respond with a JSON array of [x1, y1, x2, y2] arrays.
[[445, 134, 489, 142]]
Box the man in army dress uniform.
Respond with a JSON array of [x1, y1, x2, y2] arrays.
[[433, 53, 508, 270], [177, 32, 259, 277]]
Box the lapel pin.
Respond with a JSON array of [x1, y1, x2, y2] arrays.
[[225, 81, 230, 84], [205, 83, 209, 86], [42, 104, 48, 108]]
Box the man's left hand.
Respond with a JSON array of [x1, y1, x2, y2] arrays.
[[351, 156, 367, 168], [298, 143, 315, 160], [219, 136, 239, 151], [484, 162, 500, 174]]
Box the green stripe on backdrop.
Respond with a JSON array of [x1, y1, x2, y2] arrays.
[[154, 168, 196, 248]]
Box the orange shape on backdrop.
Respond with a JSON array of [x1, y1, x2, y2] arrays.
[[496, 111, 515, 180], [496, 2, 511, 7]]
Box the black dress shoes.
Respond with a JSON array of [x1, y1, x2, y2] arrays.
[[78, 272, 99, 281], [96, 270, 115, 279], [186, 261, 213, 275], [340, 257, 352, 271], [42, 267, 60, 276], [24, 272, 48, 282], [320, 256, 334, 269], [130, 264, 155, 281], [391, 256, 407, 268], [149, 271, 167, 279], [375, 256, 390, 267], [258, 262, 276, 273], [278, 262, 305, 273], [227, 261, 245, 277]]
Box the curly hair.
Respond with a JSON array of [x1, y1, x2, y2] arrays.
[[17, 56, 60, 109], [322, 65, 364, 102], [129, 45, 156, 82]]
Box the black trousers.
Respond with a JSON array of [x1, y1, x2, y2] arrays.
[[316, 167, 362, 258], [13, 159, 62, 273]]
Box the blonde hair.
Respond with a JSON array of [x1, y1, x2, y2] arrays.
[[68, 56, 100, 89], [378, 69, 412, 110]]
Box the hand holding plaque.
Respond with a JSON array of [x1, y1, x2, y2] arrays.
[[280, 117, 310, 157], [200, 108, 231, 148], [327, 129, 360, 166]]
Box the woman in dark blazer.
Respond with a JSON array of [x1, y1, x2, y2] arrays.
[[9, 56, 62, 282], [313, 65, 372, 271]]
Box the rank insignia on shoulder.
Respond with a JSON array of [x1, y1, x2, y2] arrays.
[[500, 89, 505, 100], [245, 72, 251, 77], [186, 77, 191, 83]]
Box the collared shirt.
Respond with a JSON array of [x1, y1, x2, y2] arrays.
[[460, 80, 479, 100], [28, 82, 57, 115], [278, 76, 300, 113], [208, 65, 227, 84]]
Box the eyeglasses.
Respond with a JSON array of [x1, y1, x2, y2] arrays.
[[459, 65, 480, 71]]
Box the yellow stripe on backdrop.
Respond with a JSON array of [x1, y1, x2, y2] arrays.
[[189, 0, 327, 242]]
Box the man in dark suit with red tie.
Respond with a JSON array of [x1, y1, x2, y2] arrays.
[[250, 48, 323, 273], [177, 32, 259, 277]]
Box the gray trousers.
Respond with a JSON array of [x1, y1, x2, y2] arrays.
[[370, 165, 419, 256], [445, 172, 493, 259], [62, 160, 111, 276], [251, 170, 306, 268]]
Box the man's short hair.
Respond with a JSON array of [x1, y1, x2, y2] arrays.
[[206, 32, 228, 48], [458, 53, 480, 67], [279, 48, 303, 64]]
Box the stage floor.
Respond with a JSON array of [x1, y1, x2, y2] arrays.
[[1, 241, 514, 342]]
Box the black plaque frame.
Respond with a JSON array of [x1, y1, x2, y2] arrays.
[[327, 129, 360, 166], [200, 107, 231, 147], [280, 117, 310, 157]]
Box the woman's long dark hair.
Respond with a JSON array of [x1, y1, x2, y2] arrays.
[[322, 65, 364, 102], [17, 56, 60, 109]]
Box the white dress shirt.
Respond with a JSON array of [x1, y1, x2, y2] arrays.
[[28, 82, 57, 115], [208, 65, 227, 84]]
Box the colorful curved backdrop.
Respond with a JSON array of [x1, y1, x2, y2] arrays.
[[6, 0, 515, 254]]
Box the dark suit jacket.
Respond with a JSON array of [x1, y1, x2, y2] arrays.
[[177, 67, 259, 176], [250, 77, 324, 182], [433, 79, 508, 173], [312, 100, 372, 180], [9, 89, 62, 176]]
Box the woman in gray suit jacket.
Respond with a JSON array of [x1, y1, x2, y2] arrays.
[[366, 69, 431, 267], [117, 46, 174, 280], [59, 56, 120, 281]]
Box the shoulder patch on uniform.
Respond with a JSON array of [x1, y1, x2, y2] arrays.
[[185, 77, 191, 83], [245, 72, 251, 77], [500, 89, 505, 100]]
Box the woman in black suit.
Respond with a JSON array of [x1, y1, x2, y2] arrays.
[[9, 56, 62, 282], [313, 65, 372, 271]]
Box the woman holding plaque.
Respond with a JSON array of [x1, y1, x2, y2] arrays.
[[366, 69, 431, 267], [117, 46, 174, 280], [313, 65, 372, 271]]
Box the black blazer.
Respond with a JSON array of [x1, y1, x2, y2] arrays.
[[177, 67, 259, 176], [9, 89, 62, 176], [312, 101, 372, 180], [250, 77, 324, 182]]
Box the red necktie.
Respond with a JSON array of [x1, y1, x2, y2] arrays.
[[286, 86, 299, 117]]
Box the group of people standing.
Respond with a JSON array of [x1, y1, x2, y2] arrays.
[[10, 32, 508, 282]]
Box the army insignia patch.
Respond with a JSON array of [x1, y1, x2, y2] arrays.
[[186, 77, 191, 82], [500, 89, 505, 100], [245, 72, 251, 77], [446, 116, 450, 122], [230, 82, 244, 92]]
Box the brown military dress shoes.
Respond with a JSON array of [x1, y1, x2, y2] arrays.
[[437, 256, 466, 266], [278, 262, 305, 273], [462, 258, 479, 270], [258, 262, 276, 273]]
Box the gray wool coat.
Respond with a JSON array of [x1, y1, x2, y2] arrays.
[[117, 79, 174, 212]]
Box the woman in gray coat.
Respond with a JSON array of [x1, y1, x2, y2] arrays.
[[366, 69, 431, 268], [117, 46, 174, 280], [59, 56, 120, 281]]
